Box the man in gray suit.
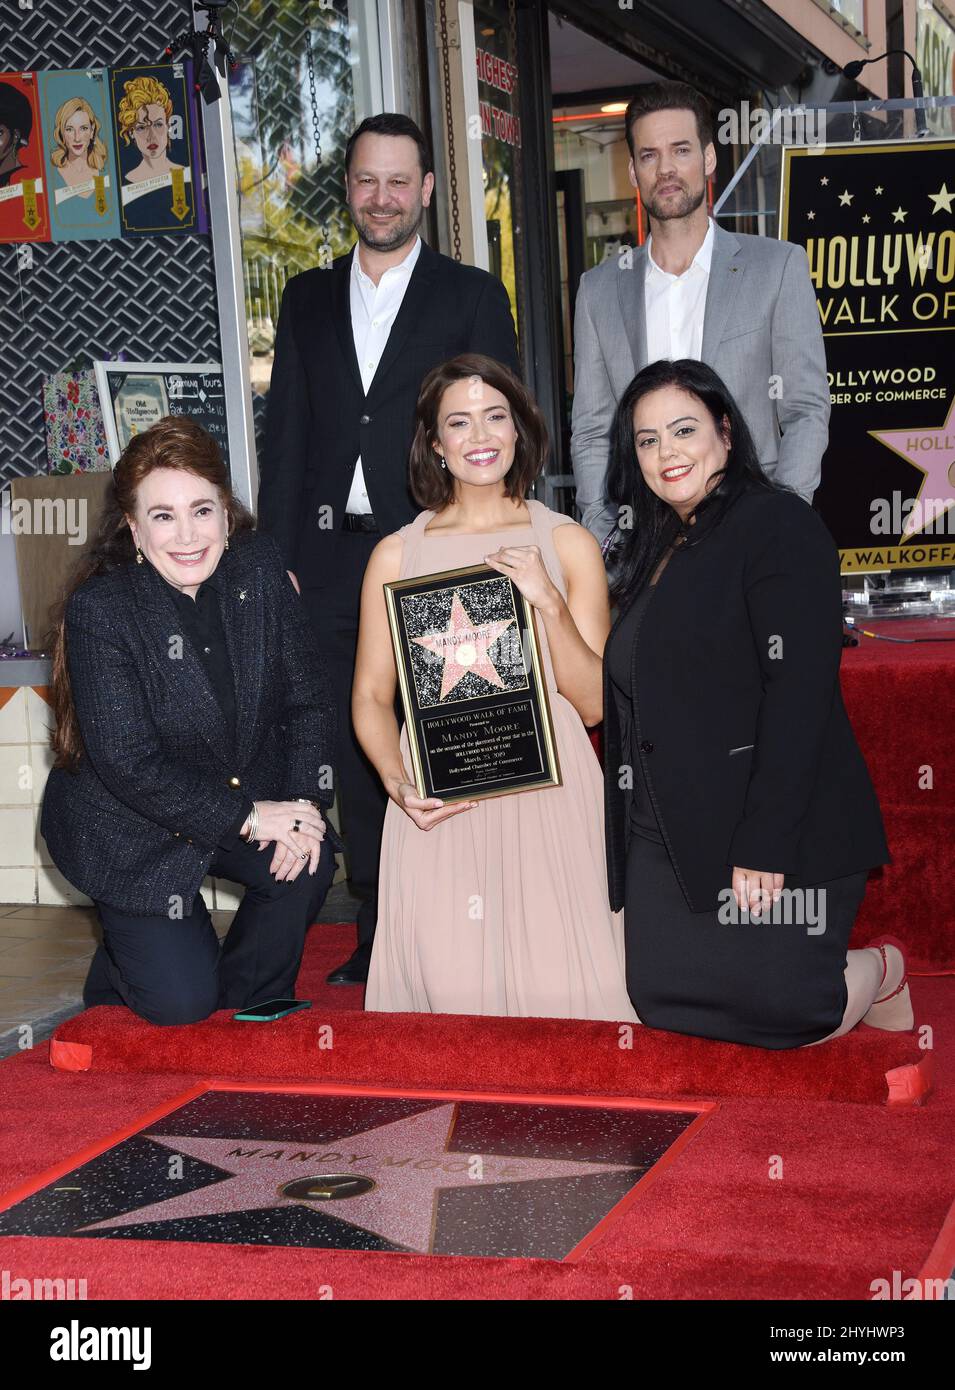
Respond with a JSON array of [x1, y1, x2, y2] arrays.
[[571, 81, 829, 543]]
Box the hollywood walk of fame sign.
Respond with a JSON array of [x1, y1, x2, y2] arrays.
[[780, 140, 955, 573], [384, 564, 561, 802], [0, 1084, 713, 1260]]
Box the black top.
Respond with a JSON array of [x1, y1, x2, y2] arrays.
[[606, 585, 663, 844], [165, 564, 237, 733], [160, 560, 326, 851], [163, 563, 251, 850]]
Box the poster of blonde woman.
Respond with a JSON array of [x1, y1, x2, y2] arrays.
[[110, 64, 197, 235], [39, 69, 120, 242]]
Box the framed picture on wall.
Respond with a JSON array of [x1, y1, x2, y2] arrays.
[[38, 67, 121, 243], [109, 63, 198, 236], [0, 72, 51, 244], [93, 359, 228, 467]]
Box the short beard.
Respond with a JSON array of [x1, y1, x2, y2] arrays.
[[353, 204, 422, 253], [645, 183, 706, 222]]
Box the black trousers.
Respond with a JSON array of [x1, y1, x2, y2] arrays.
[[301, 530, 391, 947], [85, 838, 336, 1026]]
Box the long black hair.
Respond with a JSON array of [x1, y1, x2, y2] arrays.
[[605, 358, 784, 602]]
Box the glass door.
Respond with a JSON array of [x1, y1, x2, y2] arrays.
[[229, 1, 384, 427]]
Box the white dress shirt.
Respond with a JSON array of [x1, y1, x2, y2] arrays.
[[644, 218, 714, 365], [345, 234, 422, 515]]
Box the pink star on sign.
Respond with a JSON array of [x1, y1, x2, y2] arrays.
[[76, 1105, 637, 1253], [869, 395, 955, 539], [413, 590, 515, 700]]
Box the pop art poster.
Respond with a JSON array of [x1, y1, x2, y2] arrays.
[[0, 72, 50, 244], [110, 63, 197, 236], [39, 68, 121, 243]]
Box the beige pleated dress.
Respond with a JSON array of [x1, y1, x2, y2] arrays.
[[365, 499, 636, 1022]]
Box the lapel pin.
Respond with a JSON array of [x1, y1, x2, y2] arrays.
[[238, 589, 247, 601]]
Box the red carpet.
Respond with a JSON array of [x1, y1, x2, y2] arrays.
[[841, 621, 955, 972], [0, 972, 951, 1299], [48, 929, 930, 1107], [1, 624, 950, 1298]]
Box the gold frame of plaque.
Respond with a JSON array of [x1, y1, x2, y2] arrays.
[[384, 562, 562, 804]]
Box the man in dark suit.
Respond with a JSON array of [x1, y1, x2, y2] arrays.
[[258, 113, 520, 984]]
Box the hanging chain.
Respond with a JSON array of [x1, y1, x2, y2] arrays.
[[506, 0, 527, 373], [507, 0, 518, 88], [438, 0, 462, 260], [304, 15, 327, 266], [304, 25, 322, 166]]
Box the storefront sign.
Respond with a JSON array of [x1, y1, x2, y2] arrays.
[[917, 3, 955, 136], [476, 45, 521, 148], [780, 141, 955, 573]]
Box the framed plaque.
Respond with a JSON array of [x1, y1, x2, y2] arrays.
[[93, 359, 228, 467], [384, 563, 562, 803]]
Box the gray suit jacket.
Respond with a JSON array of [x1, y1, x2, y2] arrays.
[[570, 221, 830, 541]]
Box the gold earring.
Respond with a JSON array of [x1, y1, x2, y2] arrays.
[[136, 547, 144, 564], [224, 535, 230, 550]]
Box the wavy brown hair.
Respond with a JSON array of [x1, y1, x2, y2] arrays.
[[48, 415, 254, 772], [408, 354, 547, 510]]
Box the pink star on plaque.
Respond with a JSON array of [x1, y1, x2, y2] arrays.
[[870, 395, 955, 539], [413, 591, 515, 700], [75, 1106, 636, 1253]]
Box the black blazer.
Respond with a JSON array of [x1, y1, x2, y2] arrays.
[[257, 239, 520, 588], [41, 531, 343, 916], [603, 490, 889, 913]]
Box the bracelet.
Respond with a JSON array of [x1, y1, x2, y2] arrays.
[[242, 802, 259, 843]]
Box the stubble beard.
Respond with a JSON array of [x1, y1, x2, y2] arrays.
[[353, 203, 422, 254], [645, 182, 706, 222]]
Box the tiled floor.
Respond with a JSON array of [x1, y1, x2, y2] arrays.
[[0, 883, 362, 1059]]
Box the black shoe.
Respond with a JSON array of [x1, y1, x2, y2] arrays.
[[326, 942, 372, 985]]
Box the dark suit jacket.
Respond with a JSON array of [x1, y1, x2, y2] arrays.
[[41, 531, 343, 916], [257, 239, 520, 588], [603, 490, 889, 913]]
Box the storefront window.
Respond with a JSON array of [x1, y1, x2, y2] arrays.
[[230, 1, 382, 402], [917, 2, 955, 136], [827, 0, 866, 35]]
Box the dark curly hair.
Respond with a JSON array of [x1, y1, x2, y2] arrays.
[[606, 358, 785, 603]]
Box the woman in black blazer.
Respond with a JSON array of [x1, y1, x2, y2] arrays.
[[603, 359, 911, 1049], [42, 417, 342, 1026]]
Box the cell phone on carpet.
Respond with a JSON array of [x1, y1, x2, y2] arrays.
[[232, 999, 312, 1022]]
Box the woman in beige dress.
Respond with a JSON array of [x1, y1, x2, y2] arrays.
[[353, 353, 636, 1021]]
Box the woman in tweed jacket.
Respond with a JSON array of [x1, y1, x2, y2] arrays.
[[42, 416, 342, 1025]]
